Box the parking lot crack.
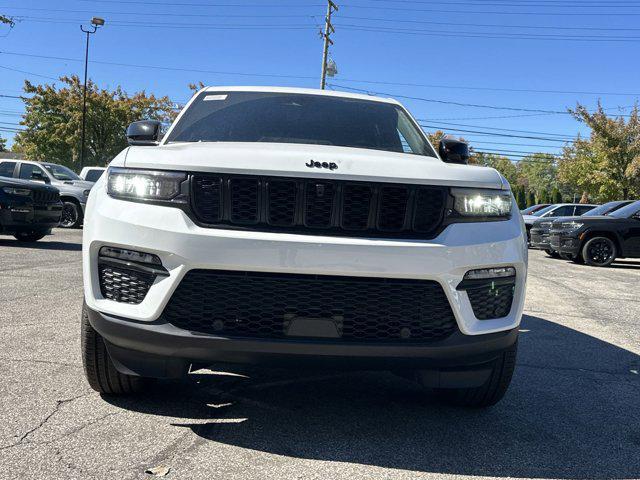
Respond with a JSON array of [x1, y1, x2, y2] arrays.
[[0, 393, 90, 451]]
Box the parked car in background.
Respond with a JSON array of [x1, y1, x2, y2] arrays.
[[0, 160, 95, 228], [80, 166, 106, 183], [551, 200, 640, 266], [530, 200, 634, 256], [522, 203, 598, 242], [520, 204, 550, 215], [0, 175, 62, 241]]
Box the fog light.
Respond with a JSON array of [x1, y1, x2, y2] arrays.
[[99, 246, 161, 265], [463, 267, 515, 280]]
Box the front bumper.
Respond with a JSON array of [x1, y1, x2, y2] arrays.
[[550, 231, 581, 255], [529, 228, 551, 250], [86, 304, 519, 387], [83, 192, 528, 336], [0, 200, 62, 233]]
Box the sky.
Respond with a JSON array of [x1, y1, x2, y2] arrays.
[[1, 0, 639, 161]]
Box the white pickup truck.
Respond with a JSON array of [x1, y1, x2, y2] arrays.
[[81, 86, 527, 407]]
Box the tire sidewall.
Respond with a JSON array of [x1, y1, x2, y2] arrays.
[[60, 201, 81, 228], [582, 237, 616, 267]]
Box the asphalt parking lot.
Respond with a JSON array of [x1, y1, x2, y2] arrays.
[[1, 229, 639, 480]]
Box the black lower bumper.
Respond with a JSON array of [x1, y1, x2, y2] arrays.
[[529, 230, 551, 250], [87, 306, 519, 388], [0, 202, 62, 233], [550, 232, 581, 256]]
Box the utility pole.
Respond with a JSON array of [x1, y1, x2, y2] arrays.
[[79, 17, 104, 169], [320, 0, 338, 90]]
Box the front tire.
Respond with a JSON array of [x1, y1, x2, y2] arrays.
[[60, 201, 82, 228], [14, 231, 46, 242], [81, 303, 149, 395], [429, 341, 518, 408], [544, 249, 560, 258], [582, 237, 616, 267]]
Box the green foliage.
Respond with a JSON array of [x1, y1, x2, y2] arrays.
[[526, 191, 536, 208], [538, 189, 549, 204], [551, 187, 562, 203], [515, 186, 527, 209], [0, 135, 6, 152], [559, 102, 640, 200], [13, 76, 177, 169]]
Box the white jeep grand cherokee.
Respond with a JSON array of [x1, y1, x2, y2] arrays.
[[82, 86, 527, 407]]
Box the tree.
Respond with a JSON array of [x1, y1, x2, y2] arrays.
[[551, 187, 562, 203], [527, 191, 536, 208], [559, 102, 640, 200], [13, 76, 177, 169], [538, 189, 549, 204], [515, 186, 527, 209], [516, 154, 558, 195], [0, 135, 6, 152]]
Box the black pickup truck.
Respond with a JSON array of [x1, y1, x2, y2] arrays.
[[0, 176, 62, 241], [550, 200, 640, 266]]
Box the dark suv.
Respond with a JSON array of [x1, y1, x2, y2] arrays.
[[530, 200, 633, 256], [0, 176, 62, 241], [551, 200, 640, 266]]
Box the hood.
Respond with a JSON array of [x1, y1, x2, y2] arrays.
[[522, 214, 543, 225], [123, 142, 505, 190], [0, 176, 59, 192]]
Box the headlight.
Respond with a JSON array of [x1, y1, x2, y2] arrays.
[[107, 167, 186, 201], [450, 188, 512, 218], [559, 221, 584, 231], [2, 187, 31, 196]]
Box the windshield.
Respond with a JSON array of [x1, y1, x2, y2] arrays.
[[42, 163, 81, 181], [165, 91, 437, 157], [607, 200, 640, 218], [583, 201, 628, 217], [532, 205, 556, 217]]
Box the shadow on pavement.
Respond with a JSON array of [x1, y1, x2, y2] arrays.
[[0, 239, 82, 251], [104, 315, 640, 479]]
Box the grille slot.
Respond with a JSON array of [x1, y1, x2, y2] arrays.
[[163, 270, 458, 343], [98, 263, 155, 305], [466, 283, 515, 320], [191, 173, 448, 239], [32, 190, 59, 204], [229, 177, 260, 224]]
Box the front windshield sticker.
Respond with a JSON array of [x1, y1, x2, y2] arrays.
[[203, 94, 228, 101]]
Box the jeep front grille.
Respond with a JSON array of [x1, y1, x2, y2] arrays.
[[163, 270, 458, 343], [32, 190, 59, 204], [191, 174, 447, 238]]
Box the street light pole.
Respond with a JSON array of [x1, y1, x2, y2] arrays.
[[79, 17, 104, 169]]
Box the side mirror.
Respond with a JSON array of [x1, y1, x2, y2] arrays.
[[32, 171, 49, 184], [126, 120, 162, 146], [439, 139, 470, 165]]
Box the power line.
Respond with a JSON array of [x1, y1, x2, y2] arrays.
[[338, 24, 640, 42], [331, 84, 570, 113], [0, 64, 59, 81], [419, 120, 576, 137], [421, 124, 574, 142]]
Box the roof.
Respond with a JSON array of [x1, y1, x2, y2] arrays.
[[202, 86, 401, 105]]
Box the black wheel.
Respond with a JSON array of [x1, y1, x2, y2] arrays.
[[544, 249, 560, 258], [81, 303, 149, 394], [60, 201, 82, 228], [429, 341, 518, 408], [582, 237, 616, 267], [14, 231, 47, 242]]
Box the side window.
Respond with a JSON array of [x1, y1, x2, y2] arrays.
[[19, 164, 48, 182], [85, 169, 104, 182], [575, 206, 594, 216], [547, 206, 572, 217], [0, 161, 17, 177]]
